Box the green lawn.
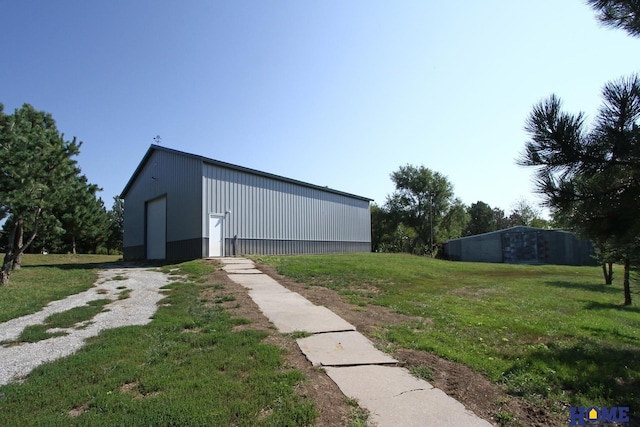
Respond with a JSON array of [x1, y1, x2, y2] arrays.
[[0, 254, 120, 322], [256, 253, 640, 418], [0, 255, 316, 426]]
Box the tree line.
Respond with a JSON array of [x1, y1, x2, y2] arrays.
[[0, 104, 123, 285], [371, 164, 549, 256], [374, 1, 640, 305]]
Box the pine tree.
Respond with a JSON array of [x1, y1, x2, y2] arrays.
[[519, 76, 640, 304], [57, 175, 107, 254], [0, 104, 81, 285], [106, 196, 124, 255], [587, 0, 640, 37]]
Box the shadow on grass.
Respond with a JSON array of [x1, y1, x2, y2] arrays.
[[504, 340, 640, 414], [544, 280, 621, 294], [582, 301, 640, 313], [582, 326, 640, 346], [22, 258, 199, 271]]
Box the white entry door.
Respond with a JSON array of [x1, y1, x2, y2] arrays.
[[209, 215, 224, 257], [147, 197, 166, 259]]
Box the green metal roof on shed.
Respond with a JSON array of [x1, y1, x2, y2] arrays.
[[121, 144, 373, 202]]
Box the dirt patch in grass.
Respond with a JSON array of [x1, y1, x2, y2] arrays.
[[119, 381, 139, 394], [68, 403, 89, 418], [119, 381, 161, 399], [256, 262, 564, 427], [447, 286, 501, 299], [199, 263, 360, 427]]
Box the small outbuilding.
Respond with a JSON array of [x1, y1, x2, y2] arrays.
[[121, 145, 372, 260], [443, 226, 596, 266]]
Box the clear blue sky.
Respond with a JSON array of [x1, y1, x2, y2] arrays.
[[1, 1, 637, 215]]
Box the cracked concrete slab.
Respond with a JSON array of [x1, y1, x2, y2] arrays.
[[223, 267, 264, 274], [216, 258, 254, 264], [223, 260, 253, 264], [226, 272, 284, 288], [228, 275, 301, 297], [324, 365, 493, 427], [246, 293, 355, 334], [297, 331, 397, 366], [247, 290, 317, 307], [267, 305, 356, 334]]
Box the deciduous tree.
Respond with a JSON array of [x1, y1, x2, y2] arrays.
[[506, 198, 548, 228], [385, 165, 457, 256], [439, 198, 469, 242], [465, 201, 496, 236]]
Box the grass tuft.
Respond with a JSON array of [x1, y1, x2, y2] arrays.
[[17, 324, 68, 343], [117, 289, 132, 300], [409, 365, 433, 381], [213, 295, 236, 304], [13, 299, 111, 343], [493, 410, 515, 425], [285, 331, 313, 339], [344, 397, 370, 427]]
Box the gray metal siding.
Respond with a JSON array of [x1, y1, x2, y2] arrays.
[[202, 163, 371, 252], [444, 227, 596, 266], [123, 150, 202, 257], [545, 230, 596, 266], [445, 233, 503, 263], [123, 245, 145, 260], [166, 238, 203, 259], [225, 238, 370, 256]]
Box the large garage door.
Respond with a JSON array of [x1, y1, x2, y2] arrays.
[[502, 230, 547, 264], [147, 197, 166, 259]]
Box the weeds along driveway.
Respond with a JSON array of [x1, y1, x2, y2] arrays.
[[0, 266, 172, 386]]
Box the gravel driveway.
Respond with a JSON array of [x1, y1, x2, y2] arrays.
[[0, 266, 172, 386]]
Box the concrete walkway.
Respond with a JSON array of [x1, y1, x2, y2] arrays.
[[221, 258, 493, 427]]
